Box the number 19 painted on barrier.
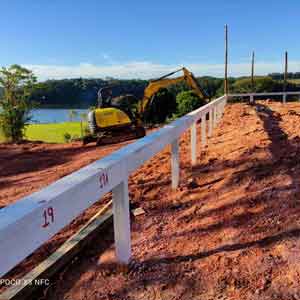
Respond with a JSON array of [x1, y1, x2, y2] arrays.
[[42, 207, 55, 228]]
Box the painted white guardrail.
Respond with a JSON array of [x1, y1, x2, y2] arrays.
[[229, 91, 300, 104], [0, 95, 227, 277]]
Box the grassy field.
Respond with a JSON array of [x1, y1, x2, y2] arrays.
[[288, 79, 300, 84], [0, 122, 87, 143]]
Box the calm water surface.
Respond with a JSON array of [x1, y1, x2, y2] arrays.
[[29, 109, 89, 124]]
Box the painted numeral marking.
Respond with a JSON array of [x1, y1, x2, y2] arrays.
[[99, 171, 109, 189], [42, 207, 55, 228]]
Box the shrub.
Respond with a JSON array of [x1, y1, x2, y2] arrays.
[[0, 65, 37, 142], [176, 91, 206, 117], [63, 132, 71, 143]]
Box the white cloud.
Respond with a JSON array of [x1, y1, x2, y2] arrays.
[[23, 60, 300, 81], [100, 53, 116, 65]]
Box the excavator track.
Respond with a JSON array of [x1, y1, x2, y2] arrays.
[[83, 126, 146, 146], [96, 126, 146, 145]]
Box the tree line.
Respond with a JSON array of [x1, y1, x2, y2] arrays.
[[268, 72, 300, 80], [28, 75, 300, 109], [27, 76, 224, 108]]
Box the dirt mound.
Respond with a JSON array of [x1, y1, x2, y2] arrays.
[[2, 101, 300, 299]]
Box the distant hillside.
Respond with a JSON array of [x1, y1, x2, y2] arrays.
[[269, 72, 300, 80]]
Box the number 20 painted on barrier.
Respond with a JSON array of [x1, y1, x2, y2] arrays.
[[99, 171, 109, 189]]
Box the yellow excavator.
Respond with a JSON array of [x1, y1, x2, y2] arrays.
[[83, 67, 207, 145]]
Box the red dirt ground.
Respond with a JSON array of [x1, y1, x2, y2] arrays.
[[0, 140, 134, 207], [2, 101, 300, 299]]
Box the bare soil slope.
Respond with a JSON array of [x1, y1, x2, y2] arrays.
[[2, 101, 300, 299]]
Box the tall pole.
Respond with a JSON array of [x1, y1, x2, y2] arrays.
[[251, 51, 255, 92], [283, 51, 288, 103], [224, 24, 228, 95], [249, 51, 255, 104], [284, 51, 288, 91]]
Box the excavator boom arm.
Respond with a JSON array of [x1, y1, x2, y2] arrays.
[[139, 67, 207, 114]]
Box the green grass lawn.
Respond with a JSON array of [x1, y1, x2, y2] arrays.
[[0, 122, 87, 143], [288, 79, 300, 84]]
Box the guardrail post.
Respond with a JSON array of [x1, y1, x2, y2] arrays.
[[190, 123, 197, 165], [217, 104, 221, 122], [221, 101, 225, 118], [250, 94, 254, 104], [283, 93, 287, 104], [201, 114, 206, 146], [208, 109, 213, 137], [171, 139, 180, 189], [213, 107, 217, 127], [112, 179, 131, 264]]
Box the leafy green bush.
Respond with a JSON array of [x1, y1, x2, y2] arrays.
[[0, 65, 37, 142], [63, 132, 71, 143], [176, 91, 206, 117]]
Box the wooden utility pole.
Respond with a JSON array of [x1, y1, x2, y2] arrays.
[[249, 51, 255, 104], [251, 51, 255, 91], [284, 51, 288, 91], [283, 51, 288, 103], [224, 24, 228, 95]]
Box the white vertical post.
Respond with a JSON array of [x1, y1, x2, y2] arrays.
[[171, 139, 180, 189], [222, 101, 225, 114], [208, 109, 213, 137], [112, 179, 131, 264], [250, 94, 254, 104], [190, 123, 197, 165], [217, 104, 221, 122], [201, 114, 206, 146], [283, 93, 287, 104], [213, 107, 217, 127]]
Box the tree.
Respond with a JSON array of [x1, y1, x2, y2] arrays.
[[231, 76, 283, 93], [197, 77, 223, 100], [176, 91, 206, 117], [143, 88, 177, 124], [0, 65, 37, 142]]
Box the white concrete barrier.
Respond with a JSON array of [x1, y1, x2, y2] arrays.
[[0, 95, 227, 277]]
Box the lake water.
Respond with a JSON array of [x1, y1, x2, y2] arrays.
[[29, 109, 89, 124]]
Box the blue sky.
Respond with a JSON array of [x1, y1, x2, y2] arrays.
[[1, 0, 300, 80]]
